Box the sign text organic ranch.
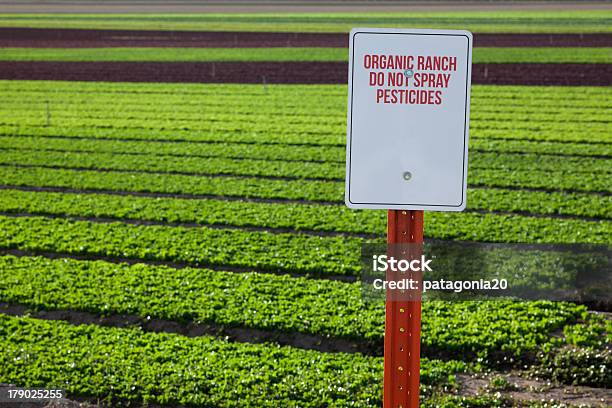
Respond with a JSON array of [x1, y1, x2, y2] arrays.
[[345, 28, 473, 211]]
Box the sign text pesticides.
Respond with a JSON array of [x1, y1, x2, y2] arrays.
[[364, 54, 458, 105]]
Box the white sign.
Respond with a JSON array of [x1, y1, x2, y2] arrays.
[[345, 28, 472, 211]]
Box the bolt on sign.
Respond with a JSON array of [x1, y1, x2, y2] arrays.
[[344, 28, 472, 408], [345, 28, 473, 211]]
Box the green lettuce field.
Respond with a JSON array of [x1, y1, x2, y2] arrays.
[[0, 8, 610, 408]]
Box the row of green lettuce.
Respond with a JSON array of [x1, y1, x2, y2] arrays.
[[1, 134, 609, 161], [2, 80, 608, 108], [1, 47, 610, 63], [2, 114, 610, 144], [3, 110, 609, 144], [5, 86, 608, 118], [1, 145, 610, 176], [3, 100, 608, 127], [0, 167, 609, 220], [2, 122, 608, 149], [0, 215, 610, 279], [6, 108, 606, 134], [1, 149, 609, 194], [8, 102, 608, 123], [0, 10, 608, 32]]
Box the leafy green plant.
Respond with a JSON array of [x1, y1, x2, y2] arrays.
[[0, 11, 608, 32], [0, 47, 609, 63], [533, 347, 611, 388], [563, 313, 611, 348]]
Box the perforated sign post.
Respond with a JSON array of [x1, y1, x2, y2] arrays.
[[345, 28, 472, 407]]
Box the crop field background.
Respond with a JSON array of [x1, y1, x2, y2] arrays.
[[0, 5, 610, 408]]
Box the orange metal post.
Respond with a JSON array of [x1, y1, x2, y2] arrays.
[[383, 210, 424, 408]]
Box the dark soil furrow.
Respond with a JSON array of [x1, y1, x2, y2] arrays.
[[0, 61, 609, 86]]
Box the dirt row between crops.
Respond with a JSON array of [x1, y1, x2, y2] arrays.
[[456, 373, 612, 407], [1, 61, 610, 86], [1, 28, 611, 48]]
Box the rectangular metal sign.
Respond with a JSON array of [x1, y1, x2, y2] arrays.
[[345, 28, 472, 211]]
